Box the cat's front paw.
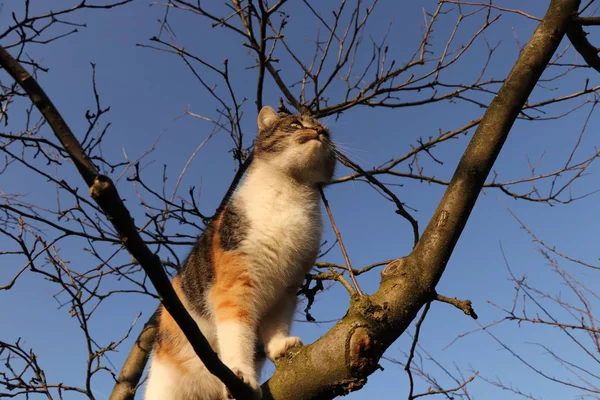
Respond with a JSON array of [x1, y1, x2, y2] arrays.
[[266, 336, 303, 361], [223, 367, 262, 400]]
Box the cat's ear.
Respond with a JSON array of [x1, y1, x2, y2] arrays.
[[257, 106, 279, 130]]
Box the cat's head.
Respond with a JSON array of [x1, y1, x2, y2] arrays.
[[254, 106, 335, 184]]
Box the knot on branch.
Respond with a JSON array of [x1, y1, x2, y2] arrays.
[[381, 257, 406, 277], [89, 174, 113, 199], [346, 326, 381, 378]]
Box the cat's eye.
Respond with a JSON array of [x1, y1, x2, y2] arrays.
[[290, 122, 303, 129]]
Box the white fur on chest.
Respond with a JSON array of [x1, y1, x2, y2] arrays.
[[236, 162, 322, 289]]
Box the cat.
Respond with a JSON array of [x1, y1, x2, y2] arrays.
[[144, 106, 336, 400]]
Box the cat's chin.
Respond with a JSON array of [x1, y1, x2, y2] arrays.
[[257, 143, 334, 184], [304, 139, 332, 156]]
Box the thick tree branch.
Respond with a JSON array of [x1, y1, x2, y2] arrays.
[[0, 45, 254, 400], [567, 17, 600, 72], [260, 1, 581, 398], [109, 311, 159, 400]]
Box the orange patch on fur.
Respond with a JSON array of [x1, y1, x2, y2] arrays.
[[154, 277, 194, 373], [214, 299, 252, 321], [210, 214, 254, 323]]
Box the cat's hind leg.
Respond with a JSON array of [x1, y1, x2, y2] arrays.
[[145, 305, 223, 400], [144, 355, 182, 400], [145, 353, 224, 400]]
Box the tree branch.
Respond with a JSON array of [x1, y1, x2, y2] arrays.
[[0, 0, 584, 398], [318, 186, 363, 297], [0, 44, 254, 400], [567, 16, 600, 72], [260, 1, 581, 398], [109, 311, 159, 400], [435, 294, 478, 320]]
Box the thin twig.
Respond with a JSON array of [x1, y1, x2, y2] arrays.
[[318, 186, 363, 297], [406, 302, 432, 400], [334, 151, 419, 247], [435, 293, 479, 319], [0, 44, 254, 400]]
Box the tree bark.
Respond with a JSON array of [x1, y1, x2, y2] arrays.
[[108, 311, 159, 400]]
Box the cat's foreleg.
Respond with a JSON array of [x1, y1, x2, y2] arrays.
[[260, 287, 302, 361], [211, 275, 262, 399]]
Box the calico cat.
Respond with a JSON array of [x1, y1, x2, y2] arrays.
[[145, 106, 336, 400]]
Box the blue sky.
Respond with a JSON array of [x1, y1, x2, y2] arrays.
[[1, 1, 599, 399]]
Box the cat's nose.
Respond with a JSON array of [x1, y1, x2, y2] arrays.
[[315, 126, 324, 136]]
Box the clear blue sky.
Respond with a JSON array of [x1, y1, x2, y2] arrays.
[[1, 1, 599, 399]]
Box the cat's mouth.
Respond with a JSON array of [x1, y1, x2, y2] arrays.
[[296, 131, 322, 144]]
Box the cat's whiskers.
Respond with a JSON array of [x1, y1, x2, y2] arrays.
[[331, 141, 372, 167]]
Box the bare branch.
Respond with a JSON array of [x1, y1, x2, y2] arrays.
[[0, 44, 254, 400]]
